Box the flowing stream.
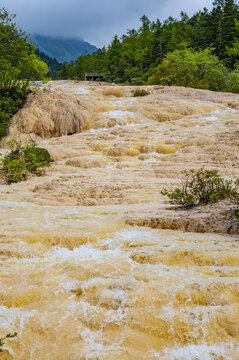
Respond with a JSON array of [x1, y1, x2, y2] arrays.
[[0, 82, 239, 359]]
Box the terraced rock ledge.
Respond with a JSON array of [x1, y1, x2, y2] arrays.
[[0, 81, 239, 360]]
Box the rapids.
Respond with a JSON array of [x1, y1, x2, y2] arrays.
[[0, 81, 239, 359]]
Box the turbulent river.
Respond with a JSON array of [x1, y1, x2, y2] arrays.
[[0, 82, 239, 359]]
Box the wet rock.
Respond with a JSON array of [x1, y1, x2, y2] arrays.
[[126, 201, 239, 235], [1, 91, 97, 145]]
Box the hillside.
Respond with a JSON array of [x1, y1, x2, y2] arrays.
[[62, 1, 239, 87], [29, 34, 97, 63], [35, 49, 60, 78]]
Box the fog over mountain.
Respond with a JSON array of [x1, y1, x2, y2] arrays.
[[29, 35, 97, 63], [2, 0, 212, 47]]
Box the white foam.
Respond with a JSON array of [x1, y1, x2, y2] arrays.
[[47, 245, 124, 264], [0, 201, 33, 207], [76, 87, 90, 95], [0, 305, 37, 335], [58, 279, 80, 292], [80, 327, 122, 354], [205, 115, 218, 121], [154, 344, 233, 360], [103, 110, 134, 118]]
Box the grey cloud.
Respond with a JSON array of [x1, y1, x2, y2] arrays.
[[1, 0, 212, 47]]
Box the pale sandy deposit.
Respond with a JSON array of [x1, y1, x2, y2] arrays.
[[0, 81, 239, 359]]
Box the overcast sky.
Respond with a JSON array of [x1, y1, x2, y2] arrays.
[[1, 0, 212, 47]]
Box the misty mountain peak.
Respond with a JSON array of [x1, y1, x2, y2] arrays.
[[29, 34, 97, 63]]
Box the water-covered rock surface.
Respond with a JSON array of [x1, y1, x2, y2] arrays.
[[0, 81, 239, 359]]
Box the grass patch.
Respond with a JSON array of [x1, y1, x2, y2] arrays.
[[132, 88, 150, 97]]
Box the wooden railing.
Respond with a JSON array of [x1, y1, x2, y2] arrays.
[[85, 73, 104, 80]]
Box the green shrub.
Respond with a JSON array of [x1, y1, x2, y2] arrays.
[[1, 140, 52, 183], [132, 88, 150, 97], [0, 88, 29, 140], [161, 169, 238, 207], [147, 47, 239, 93], [232, 179, 239, 205], [131, 78, 144, 85], [0, 332, 17, 352]]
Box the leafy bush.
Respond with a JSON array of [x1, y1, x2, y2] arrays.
[[0, 332, 17, 352], [132, 88, 150, 97], [233, 179, 239, 205], [147, 47, 239, 93], [1, 140, 52, 183], [161, 169, 238, 207], [131, 78, 144, 85], [0, 88, 29, 140]]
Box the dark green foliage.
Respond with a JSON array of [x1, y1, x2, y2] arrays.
[[132, 88, 150, 97], [1, 140, 52, 183], [35, 49, 60, 78], [161, 169, 238, 207], [235, 209, 239, 219], [0, 7, 48, 141], [59, 0, 239, 91], [0, 7, 48, 93], [147, 47, 239, 92], [0, 87, 29, 140], [233, 179, 239, 204], [0, 332, 17, 352], [221, 0, 238, 51]]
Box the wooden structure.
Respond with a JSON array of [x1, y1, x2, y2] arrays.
[[85, 73, 104, 81]]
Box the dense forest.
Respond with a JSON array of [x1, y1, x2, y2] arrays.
[[35, 49, 61, 78], [57, 0, 239, 92]]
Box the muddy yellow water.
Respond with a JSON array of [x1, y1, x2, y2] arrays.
[[1, 82, 239, 359]]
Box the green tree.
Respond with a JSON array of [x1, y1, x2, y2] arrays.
[[226, 18, 239, 63], [56, 0, 239, 89], [147, 47, 239, 92], [105, 36, 122, 81], [35, 49, 60, 78], [0, 7, 48, 94], [0, 7, 48, 140], [221, 0, 237, 56], [151, 19, 163, 64], [209, 5, 223, 55]]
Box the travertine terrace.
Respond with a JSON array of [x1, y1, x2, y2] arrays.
[[0, 81, 239, 359]]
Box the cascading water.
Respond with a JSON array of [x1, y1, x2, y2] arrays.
[[0, 82, 239, 359]]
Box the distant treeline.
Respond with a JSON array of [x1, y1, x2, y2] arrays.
[[35, 49, 61, 78], [44, 0, 239, 92]]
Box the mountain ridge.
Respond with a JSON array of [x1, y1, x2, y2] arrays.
[[29, 34, 97, 63]]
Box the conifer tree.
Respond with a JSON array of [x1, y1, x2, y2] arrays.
[[221, 0, 237, 55]]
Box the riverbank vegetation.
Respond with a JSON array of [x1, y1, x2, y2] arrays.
[[59, 0, 239, 92], [1, 140, 52, 183], [0, 8, 48, 140], [161, 169, 239, 207]]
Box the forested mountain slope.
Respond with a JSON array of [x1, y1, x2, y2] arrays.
[[29, 34, 97, 63], [62, 0, 239, 91]]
